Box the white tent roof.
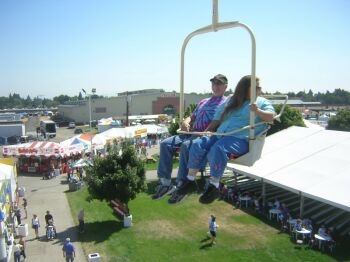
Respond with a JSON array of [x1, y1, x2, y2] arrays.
[[227, 126, 350, 212], [139, 124, 169, 134], [0, 163, 13, 180]]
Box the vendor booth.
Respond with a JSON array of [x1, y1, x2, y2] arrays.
[[2, 141, 84, 174], [0, 159, 18, 261], [60, 133, 107, 153]]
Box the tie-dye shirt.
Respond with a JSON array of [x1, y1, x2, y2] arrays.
[[191, 96, 227, 131]]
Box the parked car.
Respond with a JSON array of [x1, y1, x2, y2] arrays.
[[74, 128, 83, 134], [7, 136, 20, 145], [20, 136, 29, 143], [68, 122, 76, 129]]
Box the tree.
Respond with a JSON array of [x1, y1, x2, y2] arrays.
[[168, 103, 197, 136], [85, 142, 146, 215], [53, 95, 71, 105], [327, 109, 350, 131], [268, 105, 306, 135]]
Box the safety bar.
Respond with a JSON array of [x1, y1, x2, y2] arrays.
[[261, 94, 289, 122], [179, 0, 257, 153], [177, 94, 288, 136]]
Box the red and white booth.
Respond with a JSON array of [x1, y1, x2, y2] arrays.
[[3, 141, 84, 174]]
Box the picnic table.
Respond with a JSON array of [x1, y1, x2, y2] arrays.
[[239, 196, 251, 208]]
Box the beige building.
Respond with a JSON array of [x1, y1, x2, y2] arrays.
[[58, 90, 208, 123]]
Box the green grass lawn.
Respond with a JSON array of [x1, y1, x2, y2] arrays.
[[144, 155, 179, 171], [66, 183, 348, 262]]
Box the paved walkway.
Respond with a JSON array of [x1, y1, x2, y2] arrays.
[[17, 174, 86, 262], [16, 170, 179, 262], [14, 143, 180, 261]]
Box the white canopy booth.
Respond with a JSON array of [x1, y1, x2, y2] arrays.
[[226, 126, 350, 217]]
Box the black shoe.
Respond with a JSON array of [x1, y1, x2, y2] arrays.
[[168, 181, 198, 204], [152, 185, 175, 200], [177, 179, 198, 195], [199, 184, 220, 204], [168, 191, 181, 204]]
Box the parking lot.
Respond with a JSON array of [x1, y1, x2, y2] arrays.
[[24, 116, 77, 143], [0, 117, 81, 158]]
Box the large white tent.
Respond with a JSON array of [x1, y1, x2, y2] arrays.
[[227, 126, 350, 212]]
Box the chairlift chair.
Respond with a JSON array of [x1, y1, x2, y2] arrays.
[[177, 0, 288, 166]]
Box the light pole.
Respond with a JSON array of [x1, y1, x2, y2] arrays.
[[82, 88, 96, 155], [125, 91, 132, 126], [82, 88, 96, 131]]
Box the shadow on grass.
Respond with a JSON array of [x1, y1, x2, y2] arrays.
[[200, 242, 214, 250], [200, 236, 211, 243], [49, 220, 123, 245]]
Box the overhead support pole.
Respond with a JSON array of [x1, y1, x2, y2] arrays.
[[212, 0, 219, 31], [179, 0, 257, 153]]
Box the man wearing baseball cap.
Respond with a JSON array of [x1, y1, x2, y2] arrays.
[[152, 73, 229, 203], [210, 74, 228, 85]]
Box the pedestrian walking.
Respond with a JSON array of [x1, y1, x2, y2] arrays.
[[13, 241, 23, 262], [78, 208, 84, 233], [31, 214, 40, 239], [19, 236, 26, 260], [22, 198, 28, 219], [62, 238, 76, 262], [208, 215, 219, 245], [15, 208, 22, 225]]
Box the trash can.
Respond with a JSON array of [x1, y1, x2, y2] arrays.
[[18, 187, 25, 197], [123, 214, 133, 228], [88, 253, 101, 262], [75, 182, 82, 191], [18, 224, 29, 237], [69, 183, 76, 192]]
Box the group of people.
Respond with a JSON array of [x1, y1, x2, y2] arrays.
[[20, 205, 78, 261], [30, 210, 56, 240], [152, 74, 276, 204]]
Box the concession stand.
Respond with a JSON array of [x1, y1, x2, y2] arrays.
[[2, 141, 84, 174]]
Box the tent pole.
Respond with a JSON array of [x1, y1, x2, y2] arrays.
[[262, 179, 266, 208], [234, 172, 238, 189], [299, 192, 304, 218]]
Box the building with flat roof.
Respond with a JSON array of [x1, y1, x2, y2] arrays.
[[58, 90, 207, 123]]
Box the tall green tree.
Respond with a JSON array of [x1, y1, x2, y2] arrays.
[[268, 105, 306, 135], [168, 103, 197, 136], [327, 109, 350, 131], [53, 95, 71, 105], [85, 142, 146, 215]]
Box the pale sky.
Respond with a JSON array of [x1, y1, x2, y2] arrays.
[[1, 0, 349, 98]]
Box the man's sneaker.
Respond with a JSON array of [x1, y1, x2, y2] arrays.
[[152, 185, 175, 200], [199, 184, 220, 204]]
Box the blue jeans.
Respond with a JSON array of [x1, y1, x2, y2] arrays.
[[188, 136, 248, 178], [14, 251, 21, 262], [66, 254, 74, 262], [158, 135, 203, 183]]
